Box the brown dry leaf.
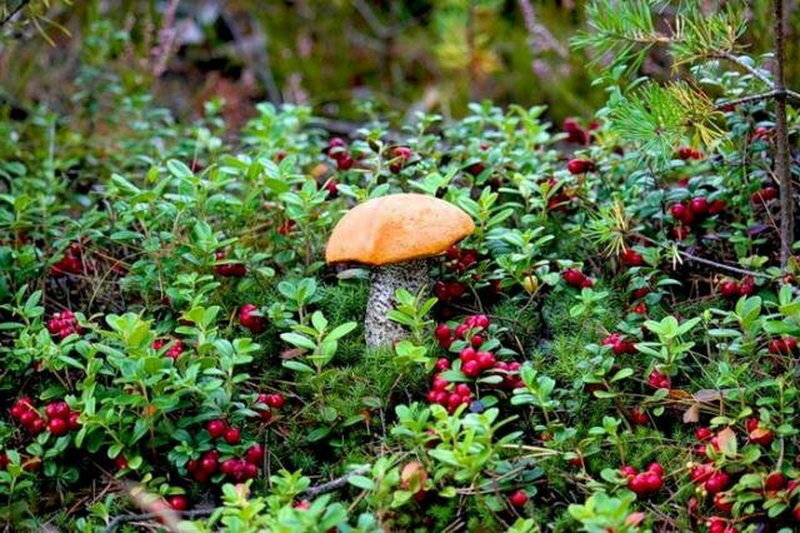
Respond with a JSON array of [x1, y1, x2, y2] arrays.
[[400, 461, 427, 492], [693, 389, 723, 403], [668, 389, 693, 400], [280, 348, 307, 360], [683, 403, 700, 423], [716, 427, 738, 458]]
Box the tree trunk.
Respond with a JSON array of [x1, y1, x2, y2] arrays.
[[773, 0, 794, 268]]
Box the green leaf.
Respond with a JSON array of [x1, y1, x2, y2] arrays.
[[347, 475, 376, 490], [280, 332, 317, 351]]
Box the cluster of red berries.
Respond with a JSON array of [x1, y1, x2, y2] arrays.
[[152, 338, 186, 360], [689, 463, 731, 496], [566, 158, 596, 175], [51, 243, 83, 276], [326, 137, 354, 171], [46, 310, 82, 340], [718, 276, 756, 299], [768, 336, 798, 355], [669, 196, 725, 229], [255, 392, 285, 422], [389, 146, 412, 173], [562, 269, 593, 289], [444, 245, 478, 273], [213, 251, 246, 277], [426, 373, 474, 413], [185, 444, 262, 483], [601, 333, 636, 355], [619, 248, 644, 267], [239, 304, 266, 333], [677, 146, 704, 160], [10, 397, 80, 437], [622, 463, 664, 496], [434, 314, 490, 350], [647, 370, 671, 390], [563, 117, 599, 145], [433, 281, 467, 304], [206, 419, 242, 444], [751, 186, 778, 206]]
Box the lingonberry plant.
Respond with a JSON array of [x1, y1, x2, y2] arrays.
[[1, 1, 799, 532]]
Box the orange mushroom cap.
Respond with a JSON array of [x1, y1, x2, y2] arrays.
[[325, 193, 475, 266]]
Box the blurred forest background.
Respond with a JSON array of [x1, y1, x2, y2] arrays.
[[1, 0, 800, 129]]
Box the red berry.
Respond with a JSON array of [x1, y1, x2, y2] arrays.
[[719, 280, 740, 297], [509, 489, 529, 507], [434, 324, 451, 341], [470, 335, 484, 348], [206, 419, 227, 438], [690, 463, 715, 484], [620, 465, 637, 479], [242, 462, 258, 479], [765, 471, 786, 491], [476, 351, 496, 370], [48, 417, 69, 436], [769, 339, 787, 354], [705, 471, 731, 494], [670, 203, 689, 223], [245, 444, 264, 465], [567, 159, 596, 175], [709, 199, 726, 214], [459, 347, 477, 363], [784, 336, 798, 352], [628, 473, 651, 495], [695, 427, 713, 441], [67, 412, 81, 430], [749, 427, 774, 447], [220, 459, 238, 476], [224, 427, 241, 445], [0, 453, 8, 469], [435, 358, 451, 371], [472, 314, 490, 329], [620, 248, 644, 267], [115, 455, 129, 469], [647, 463, 664, 477], [200, 456, 218, 474], [238, 305, 266, 333], [689, 197, 709, 216], [628, 407, 648, 426], [462, 360, 480, 378], [562, 269, 586, 288], [19, 410, 37, 426], [745, 417, 759, 433], [167, 495, 189, 511], [265, 394, 285, 409]]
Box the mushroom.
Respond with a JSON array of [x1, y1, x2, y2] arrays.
[[326, 193, 475, 347]]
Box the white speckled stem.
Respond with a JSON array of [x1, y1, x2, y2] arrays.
[[365, 259, 429, 347]]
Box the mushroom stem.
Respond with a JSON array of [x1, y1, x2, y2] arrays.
[[365, 258, 429, 347]]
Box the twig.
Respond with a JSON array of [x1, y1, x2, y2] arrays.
[[713, 90, 779, 109], [714, 51, 800, 102], [303, 465, 370, 497], [677, 250, 771, 279], [0, 0, 30, 27], [104, 508, 213, 533]]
